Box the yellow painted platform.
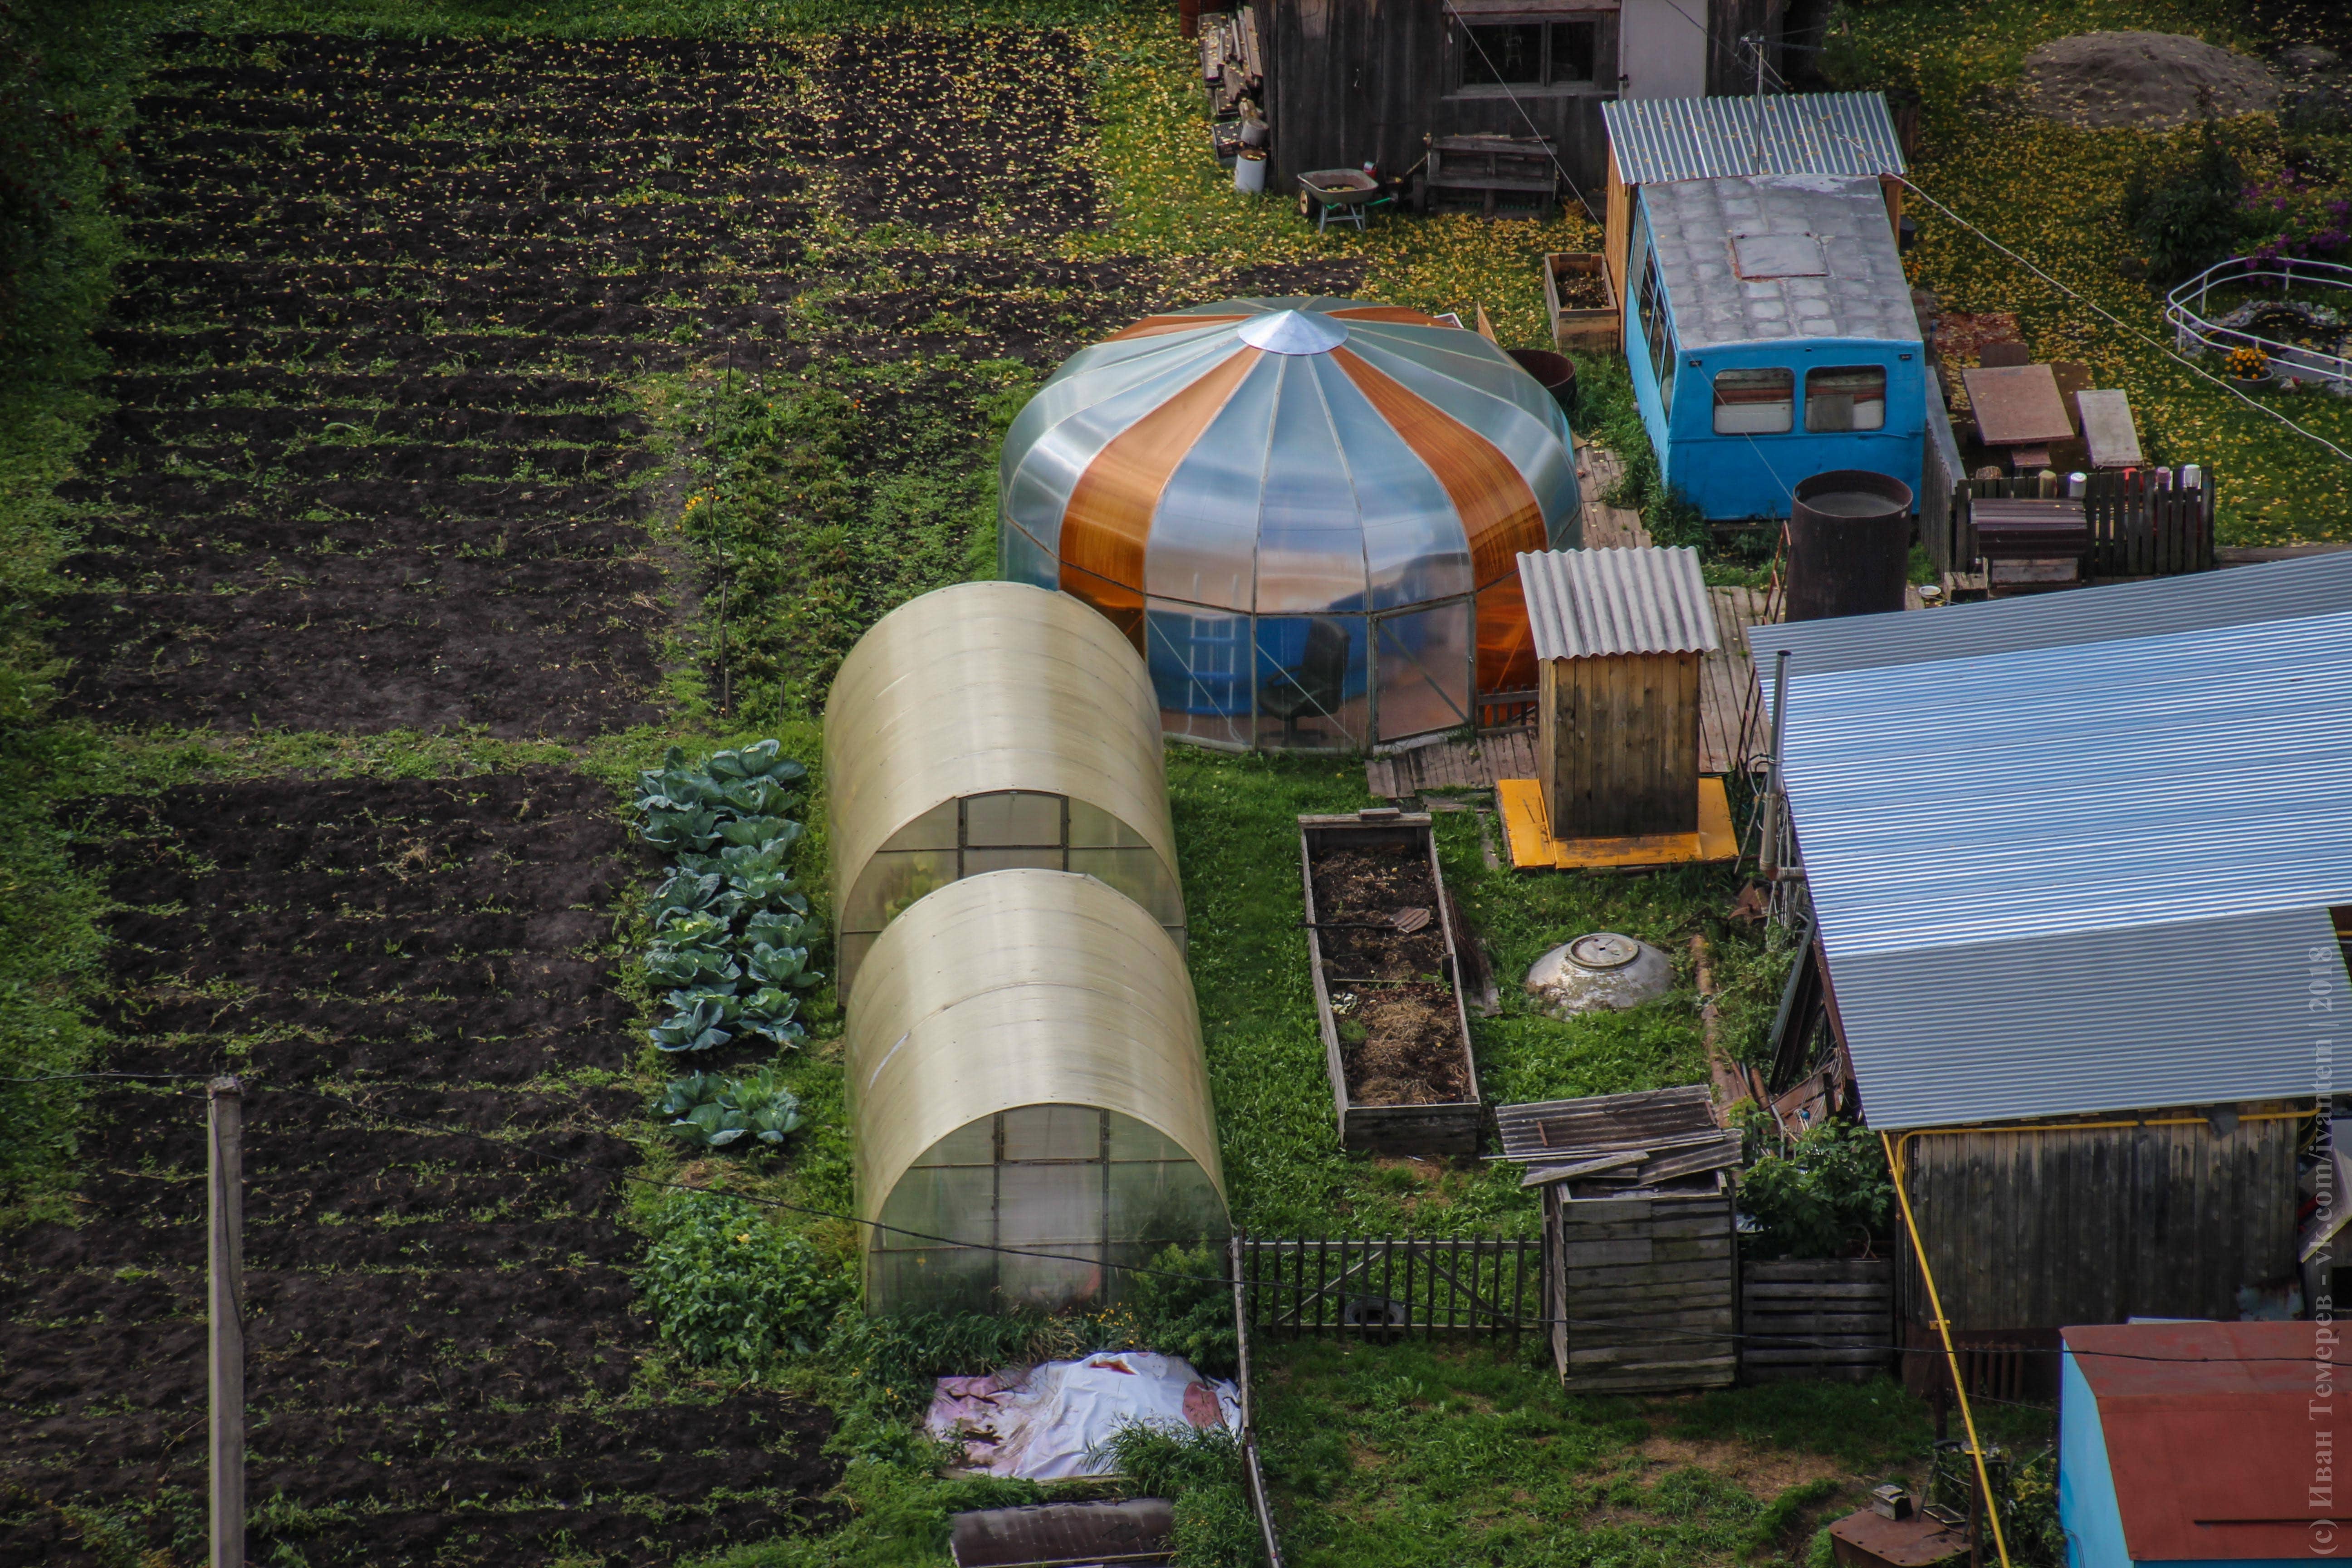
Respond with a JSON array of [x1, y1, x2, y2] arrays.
[[1495, 777, 1739, 872]]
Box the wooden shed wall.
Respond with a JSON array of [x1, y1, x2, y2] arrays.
[[1896, 1112, 2302, 1333], [1263, 0, 1614, 199], [1547, 1188, 1737, 1392], [1538, 650, 1700, 838]]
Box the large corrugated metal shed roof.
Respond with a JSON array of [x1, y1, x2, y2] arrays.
[[1604, 93, 1907, 186], [1749, 554, 2352, 1129], [1647, 174, 1921, 350], [1518, 547, 1720, 659]]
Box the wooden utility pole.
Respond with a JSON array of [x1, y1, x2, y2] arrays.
[[208, 1076, 244, 1568]]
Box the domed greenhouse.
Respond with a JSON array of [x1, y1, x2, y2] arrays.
[[998, 297, 1583, 750]]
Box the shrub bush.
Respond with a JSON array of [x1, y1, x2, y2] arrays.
[[1737, 1117, 1894, 1260], [642, 1192, 846, 1367]]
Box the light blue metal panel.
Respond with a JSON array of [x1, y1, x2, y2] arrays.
[[1603, 93, 1906, 185], [1838, 909, 2337, 1128], [1311, 353, 1472, 610], [1752, 551, 2352, 676], [1344, 334, 1582, 547], [1144, 353, 1284, 612], [1253, 357, 1371, 614], [1000, 336, 1245, 554], [2058, 1351, 2132, 1568], [1782, 611, 2352, 956]]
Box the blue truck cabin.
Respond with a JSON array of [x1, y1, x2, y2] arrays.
[[1623, 173, 1924, 522]]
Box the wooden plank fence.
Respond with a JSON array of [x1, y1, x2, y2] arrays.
[[1922, 470, 2215, 580], [1739, 1257, 1895, 1383], [1238, 1236, 1539, 1342]]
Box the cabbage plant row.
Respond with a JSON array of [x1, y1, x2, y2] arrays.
[[635, 739, 823, 1057]]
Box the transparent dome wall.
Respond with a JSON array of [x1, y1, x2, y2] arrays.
[[849, 869, 1229, 1317], [999, 297, 1583, 751], [824, 582, 1185, 1001]]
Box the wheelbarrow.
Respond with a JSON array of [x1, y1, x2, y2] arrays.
[[1298, 168, 1383, 233]]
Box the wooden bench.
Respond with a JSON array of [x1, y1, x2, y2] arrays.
[[1422, 135, 1557, 218]]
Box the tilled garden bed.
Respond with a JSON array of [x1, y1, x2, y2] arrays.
[[0, 774, 839, 1568]]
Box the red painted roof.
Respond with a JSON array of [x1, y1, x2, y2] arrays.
[[2065, 1322, 2336, 1562]]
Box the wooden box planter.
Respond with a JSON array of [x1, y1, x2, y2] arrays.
[[1740, 1257, 1895, 1383], [1298, 811, 1482, 1157], [1543, 252, 1620, 356]]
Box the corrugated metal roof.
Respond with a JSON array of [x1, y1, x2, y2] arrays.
[[1604, 93, 1906, 186], [2065, 1322, 2326, 1562], [1646, 175, 1920, 350], [1753, 555, 2352, 1129], [1518, 546, 1719, 659]]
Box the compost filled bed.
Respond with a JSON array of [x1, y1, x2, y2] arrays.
[[1299, 815, 1483, 1155]]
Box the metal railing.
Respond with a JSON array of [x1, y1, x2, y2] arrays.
[[1238, 1235, 1540, 1342], [2166, 254, 2352, 385]]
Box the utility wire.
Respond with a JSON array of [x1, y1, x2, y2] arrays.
[[1744, 91, 2352, 467], [1439, 1, 1599, 222], [144, 1076, 2335, 1366]]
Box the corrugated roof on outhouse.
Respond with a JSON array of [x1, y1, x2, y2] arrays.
[[1603, 93, 1907, 185], [1519, 545, 1719, 659], [1748, 552, 2352, 1130]]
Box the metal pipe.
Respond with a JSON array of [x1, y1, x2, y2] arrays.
[[1884, 1131, 2013, 1568]]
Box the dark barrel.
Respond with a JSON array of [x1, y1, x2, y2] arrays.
[[1785, 469, 1913, 621], [1506, 347, 1578, 416]]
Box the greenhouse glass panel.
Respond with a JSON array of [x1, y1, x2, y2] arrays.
[[1147, 602, 1251, 750], [879, 798, 958, 852], [1374, 600, 1473, 742], [1069, 798, 1152, 850], [965, 790, 1064, 848], [1002, 1104, 1103, 1163], [1068, 846, 1184, 928], [1254, 615, 1367, 750], [841, 848, 958, 936]]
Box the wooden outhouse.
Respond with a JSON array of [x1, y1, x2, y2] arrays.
[[1516, 546, 1717, 839], [1496, 1087, 1743, 1392]]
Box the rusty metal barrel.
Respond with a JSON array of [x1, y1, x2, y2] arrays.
[[1785, 470, 1914, 622], [1507, 347, 1578, 416]]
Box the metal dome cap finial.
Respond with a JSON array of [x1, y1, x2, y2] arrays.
[[1235, 309, 1349, 355]]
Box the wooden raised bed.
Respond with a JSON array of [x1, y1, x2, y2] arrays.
[[1298, 809, 1482, 1156], [1543, 251, 1619, 355]]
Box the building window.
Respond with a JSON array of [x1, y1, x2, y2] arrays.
[[1456, 19, 1598, 88], [1713, 368, 1795, 435], [1805, 365, 1888, 431], [1636, 247, 1676, 416]]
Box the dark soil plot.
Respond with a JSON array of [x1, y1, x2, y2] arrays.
[[43, 32, 820, 736], [0, 772, 840, 1568]]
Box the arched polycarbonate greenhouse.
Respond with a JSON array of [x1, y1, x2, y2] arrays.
[[823, 580, 1185, 1001], [999, 297, 1583, 751], [849, 869, 1229, 1316]]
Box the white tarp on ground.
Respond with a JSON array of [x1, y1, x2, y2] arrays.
[[924, 1352, 1241, 1480]]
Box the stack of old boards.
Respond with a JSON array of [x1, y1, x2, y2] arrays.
[[825, 581, 1227, 1318], [1493, 1086, 1742, 1392]]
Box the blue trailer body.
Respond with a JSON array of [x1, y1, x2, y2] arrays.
[[1622, 173, 1925, 522]]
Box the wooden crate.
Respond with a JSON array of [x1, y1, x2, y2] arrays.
[[1543, 252, 1619, 356], [1299, 811, 1483, 1157], [1545, 1182, 1737, 1392], [1740, 1257, 1894, 1383]]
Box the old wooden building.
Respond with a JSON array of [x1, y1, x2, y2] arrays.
[[1496, 1087, 1744, 1393], [1516, 545, 1717, 839], [1257, 0, 1786, 206], [1747, 556, 2352, 1396]]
